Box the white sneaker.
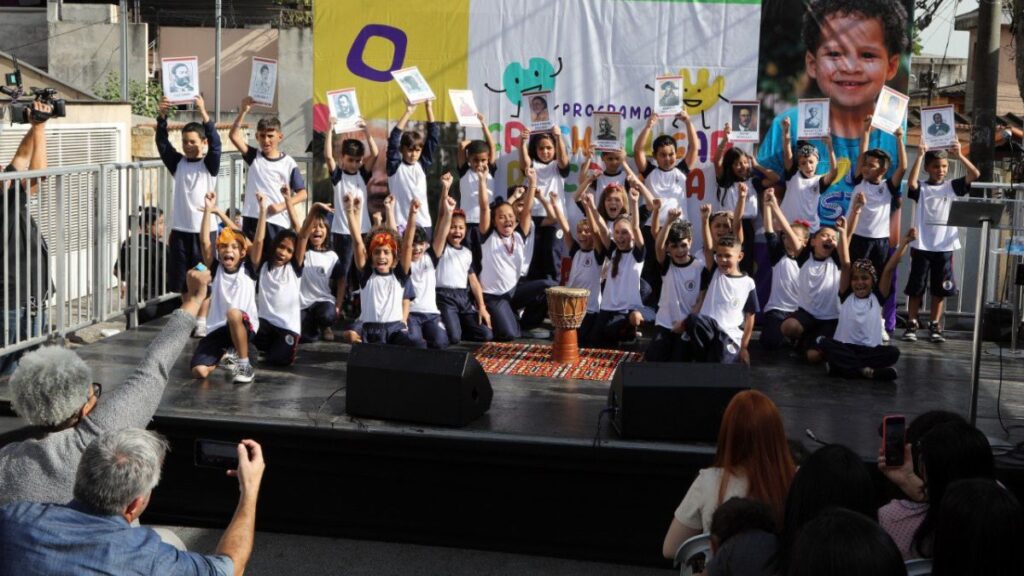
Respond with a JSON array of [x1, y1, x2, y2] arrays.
[[881, 330, 890, 344], [232, 362, 255, 384], [194, 318, 208, 338]]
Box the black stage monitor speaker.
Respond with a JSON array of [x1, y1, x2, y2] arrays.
[[346, 344, 493, 427], [608, 362, 750, 442]]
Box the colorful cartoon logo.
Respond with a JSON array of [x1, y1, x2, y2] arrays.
[[485, 57, 563, 117]]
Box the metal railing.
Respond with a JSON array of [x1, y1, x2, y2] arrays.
[[0, 153, 315, 363]]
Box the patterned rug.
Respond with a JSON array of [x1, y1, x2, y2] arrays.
[[473, 342, 642, 381]]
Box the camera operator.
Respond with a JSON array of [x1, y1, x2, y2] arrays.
[[1, 101, 53, 375]]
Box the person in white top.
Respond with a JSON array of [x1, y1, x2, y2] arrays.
[[456, 112, 497, 236], [778, 116, 838, 232], [298, 208, 342, 342], [815, 219, 914, 381], [902, 140, 980, 343], [190, 192, 266, 384], [760, 190, 811, 350], [155, 95, 221, 293], [780, 218, 844, 363], [251, 191, 316, 367], [339, 195, 425, 348], [388, 101, 439, 235], [402, 182, 451, 349], [576, 146, 633, 239], [645, 207, 703, 362], [584, 184, 651, 347], [230, 97, 308, 261], [324, 118, 378, 312], [547, 184, 606, 346], [846, 116, 907, 337], [519, 127, 570, 285], [478, 168, 539, 341]]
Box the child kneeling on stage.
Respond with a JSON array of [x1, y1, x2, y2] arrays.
[[190, 192, 262, 383], [679, 235, 758, 364], [341, 195, 425, 347], [815, 222, 914, 381], [645, 208, 702, 361], [402, 183, 451, 349]]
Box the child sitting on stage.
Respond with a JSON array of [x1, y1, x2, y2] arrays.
[[298, 205, 342, 342], [341, 193, 425, 347], [584, 182, 651, 348], [190, 192, 263, 383], [547, 186, 606, 346], [576, 146, 635, 238], [815, 219, 913, 381], [402, 176, 455, 349], [388, 101, 438, 235], [477, 168, 538, 341], [646, 207, 703, 361], [903, 140, 980, 342], [760, 190, 811, 349], [778, 117, 838, 231], [680, 235, 758, 364], [434, 174, 493, 345]]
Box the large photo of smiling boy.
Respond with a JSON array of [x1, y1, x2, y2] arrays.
[[757, 0, 912, 228]]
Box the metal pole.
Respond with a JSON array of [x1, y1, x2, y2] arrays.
[[970, 0, 1002, 182], [215, 0, 222, 125], [969, 219, 993, 426], [120, 0, 129, 101]]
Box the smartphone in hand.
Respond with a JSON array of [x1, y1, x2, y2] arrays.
[[882, 415, 906, 467]]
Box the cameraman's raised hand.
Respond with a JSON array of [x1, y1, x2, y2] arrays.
[[29, 101, 52, 125]]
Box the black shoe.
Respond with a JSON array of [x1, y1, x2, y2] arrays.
[[873, 366, 898, 381]]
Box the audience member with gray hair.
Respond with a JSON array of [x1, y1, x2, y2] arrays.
[[0, 429, 266, 576], [0, 268, 211, 506]]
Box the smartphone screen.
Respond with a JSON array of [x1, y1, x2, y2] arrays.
[[883, 416, 906, 467], [195, 439, 240, 469]]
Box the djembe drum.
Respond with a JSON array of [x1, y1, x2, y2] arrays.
[[546, 287, 590, 364]]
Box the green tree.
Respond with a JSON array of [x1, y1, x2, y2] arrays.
[[94, 72, 163, 118]]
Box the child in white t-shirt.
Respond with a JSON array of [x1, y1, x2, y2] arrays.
[[645, 207, 703, 362], [778, 116, 838, 231], [298, 205, 342, 342], [547, 185, 606, 346], [519, 127, 570, 284], [402, 177, 453, 350], [760, 190, 811, 350], [387, 100, 439, 234], [780, 220, 845, 363]]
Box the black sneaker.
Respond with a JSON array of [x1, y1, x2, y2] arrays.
[[873, 366, 898, 381], [929, 322, 946, 343], [902, 320, 919, 342]]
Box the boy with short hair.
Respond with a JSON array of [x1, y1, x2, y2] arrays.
[[156, 95, 221, 293], [388, 101, 439, 235], [681, 235, 758, 364], [324, 118, 378, 310], [645, 208, 702, 362], [229, 97, 307, 257], [456, 112, 496, 243], [903, 140, 980, 342]]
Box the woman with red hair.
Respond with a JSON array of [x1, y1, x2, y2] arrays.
[[661, 389, 795, 559]]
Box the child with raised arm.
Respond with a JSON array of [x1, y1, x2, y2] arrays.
[[298, 204, 342, 342], [190, 192, 263, 383], [778, 116, 838, 231], [815, 221, 914, 380], [902, 140, 980, 342], [478, 168, 539, 341], [519, 127, 570, 284], [457, 112, 496, 244], [760, 190, 811, 349], [700, 184, 749, 268], [250, 189, 314, 367], [435, 173, 493, 345], [551, 192, 606, 345], [156, 95, 221, 294], [402, 177, 453, 349], [343, 194, 425, 348], [645, 207, 703, 362], [325, 118, 377, 311], [583, 184, 649, 348], [388, 101, 439, 235], [578, 145, 630, 206], [230, 97, 307, 256], [680, 234, 758, 364]]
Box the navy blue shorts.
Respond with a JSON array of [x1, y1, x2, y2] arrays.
[[787, 308, 838, 348], [359, 320, 426, 348], [332, 233, 355, 281], [849, 234, 890, 275], [190, 313, 255, 368], [168, 230, 216, 293], [904, 248, 957, 298], [254, 320, 300, 366]]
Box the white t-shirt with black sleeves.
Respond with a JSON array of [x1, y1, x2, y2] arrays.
[[257, 260, 303, 335], [458, 163, 497, 224], [567, 245, 605, 313], [241, 148, 306, 229], [642, 159, 689, 227], [834, 288, 885, 347], [908, 177, 969, 252], [797, 252, 841, 320], [358, 264, 415, 324], [479, 227, 531, 295], [699, 267, 759, 345], [601, 244, 645, 312], [170, 158, 218, 233], [764, 232, 805, 314], [779, 165, 824, 231], [847, 174, 900, 239], [330, 167, 372, 235], [409, 249, 441, 315], [436, 242, 474, 290], [207, 260, 259, 334], [715, 177, 761, 221], [655, 256, 704, 329], [299, 249, 341, 309], [532, 159, 570, 217]]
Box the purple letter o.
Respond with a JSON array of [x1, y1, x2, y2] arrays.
[[347, 24, 408, 82]]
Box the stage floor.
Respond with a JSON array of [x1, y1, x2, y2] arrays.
[[3, 319, 1020, 458]]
